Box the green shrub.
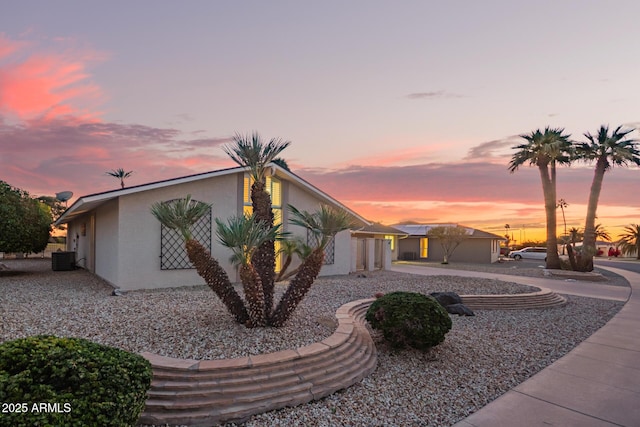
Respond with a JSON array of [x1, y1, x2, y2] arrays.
[[365, 292, 452, 351], [0, 335, 152, 427]]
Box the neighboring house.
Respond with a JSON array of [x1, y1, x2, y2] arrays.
[[351, 223, 408, 271], [393, 224, 503, 264], [55, 164, 381, 290]]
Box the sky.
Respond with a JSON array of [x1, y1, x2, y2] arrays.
[[1, 1, 639, 243]]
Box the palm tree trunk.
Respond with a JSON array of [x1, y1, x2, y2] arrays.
[[239, 264, 266, 327], [274, 255, 292, 282], [580, 159, 607, 271], [251, 180, 276, 316], [540, 163, 561, 269], [185, 239, 249, 324], [268, 247, 324, 327]]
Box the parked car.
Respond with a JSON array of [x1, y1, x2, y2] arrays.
[[508, 247, 547, 261]]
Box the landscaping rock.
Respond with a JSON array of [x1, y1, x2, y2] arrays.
[[430, 292, 475, 316], [445, 303, 475, 316]]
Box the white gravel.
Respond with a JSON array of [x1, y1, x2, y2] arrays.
[[0, 259, 625, 426]]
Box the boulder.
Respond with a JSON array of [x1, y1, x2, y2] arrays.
[[445, 303, 475, 316], [430, 292, 462, 306]]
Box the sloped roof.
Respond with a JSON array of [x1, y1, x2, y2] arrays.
[[55, 164, 370, 226], [354, 223, 409, 236], [392, 223, 504, 240]]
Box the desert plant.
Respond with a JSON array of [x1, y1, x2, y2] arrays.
[[0, 335, 152, 427], [365, 291, 452, 351], [151, 196, 249, 324], [106, 168, 133, 189]]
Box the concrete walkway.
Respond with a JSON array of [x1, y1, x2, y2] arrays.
[[391, 264, 639, 427]]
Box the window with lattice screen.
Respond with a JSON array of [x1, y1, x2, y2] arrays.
[[160, 201, 212, 270]]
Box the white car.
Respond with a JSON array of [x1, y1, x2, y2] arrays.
[[509, 247, 547, 261]]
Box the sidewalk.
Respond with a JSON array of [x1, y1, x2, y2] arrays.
[[391, 264, 639, 427]]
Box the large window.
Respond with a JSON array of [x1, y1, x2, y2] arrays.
[[243, 174, 283, 271], [160, 200, 211, 270], [420, 237, 429, 258]]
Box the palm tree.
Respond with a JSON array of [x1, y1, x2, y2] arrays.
[[574, 125, 639, 271], [593, 223, 611, 242], [150, 196, 249, 324], [618, 224, 640, 259], [223, 132, 291, 316], [106, 168, 133, 189], [508, 127, 573, 269], [216, 214, 281, 327], [269, 204, 355, 327], [274, 237, 312, 282], [568, 227, 582, 247]]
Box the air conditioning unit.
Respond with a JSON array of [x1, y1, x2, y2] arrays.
[[52, 251, 76, 271]]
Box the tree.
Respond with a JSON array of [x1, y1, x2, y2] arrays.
[[215, 214, 281, 327], [574, 125, 639, 271], [508, 127, 573, 269], [106, 168, 133, 189], [0, 181, 52, 254], [427, 225, 470, 264], [269, 204, 355, 327], [223, 132, 290, 317], [150, 196, 250, 324], [37, 196, 67, 230], [618, 224, 640, 259], [568, 227, 582, 247]]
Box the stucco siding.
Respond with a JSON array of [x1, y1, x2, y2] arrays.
[[94, 198, 120, 285], [114, 173, 240, 290]]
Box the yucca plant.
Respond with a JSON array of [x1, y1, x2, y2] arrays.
[[216, 214, 282, 327], [150, 196, 249, 324], [223, 132, 291, 315], [269, 204, 355, 327]]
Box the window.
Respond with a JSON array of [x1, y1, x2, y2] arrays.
[[420, 237, 429, 258], [384, 235, 395, 251], [243, 174, 283, 271], [160, 200, 211, 270]]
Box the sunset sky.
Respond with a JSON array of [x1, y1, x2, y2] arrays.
[[2, 1, 639, 243]]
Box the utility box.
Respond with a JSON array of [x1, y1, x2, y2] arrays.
[[52, 251, 76, 271]]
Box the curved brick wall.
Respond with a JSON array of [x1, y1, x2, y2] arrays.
[[139, 299, 377, 427]]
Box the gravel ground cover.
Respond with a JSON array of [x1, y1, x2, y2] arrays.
[[0, 259, 626, 426]]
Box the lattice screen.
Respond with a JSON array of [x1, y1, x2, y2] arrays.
[[306, 229, 335, 265], [160, 204, 212, 270]]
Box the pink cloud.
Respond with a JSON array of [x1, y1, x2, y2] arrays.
[[0, 34, 106, 121]]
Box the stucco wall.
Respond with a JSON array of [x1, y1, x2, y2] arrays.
[[94, 198, 119, 285], [114, 173, 240, 290]]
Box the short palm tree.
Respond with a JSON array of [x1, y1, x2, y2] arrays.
[[150, 196, 249, 324], [509, 127, 573, 269], [223, 132, 291, 315], [106, 168, 133, 189], [274, 237, 312, 282], [568, 227, 582, 247], [215, 214, 281, 327], [269, 205, 355, 327], [618, 224, 640, 259], [574, 125, 639, 271]]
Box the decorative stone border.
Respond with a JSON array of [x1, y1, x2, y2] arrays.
[[138, 299, 377, 427], [138, 288, 566, 426], [461, 287, 566, 310]]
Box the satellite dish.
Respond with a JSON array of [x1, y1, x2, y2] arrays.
[[56, 191, 73, 202]]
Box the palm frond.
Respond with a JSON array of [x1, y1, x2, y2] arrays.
[[215, 214, 282, 267], [288, 204, 355, 249], [150, 195, 211, 240], [223, 132, 291, 182]]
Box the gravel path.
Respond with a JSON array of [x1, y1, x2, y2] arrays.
[[0, 259, 626, 426]]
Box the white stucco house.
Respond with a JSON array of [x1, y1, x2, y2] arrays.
[[55, 164, 397, 290]]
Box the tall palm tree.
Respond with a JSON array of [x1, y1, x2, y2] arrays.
[[574, 125, 639, 271], [618, 224, 640, 259], [106, 168, 133, 189], [216, 214, 281, 327], [150, 196, 249, 324], [223, 132, 290, 316], [269, 204, 355, 327], [508, 127, 573, 269]]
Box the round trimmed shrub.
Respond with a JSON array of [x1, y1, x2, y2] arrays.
[[365, 291, 452, 351], [0, 335, 152, 427]]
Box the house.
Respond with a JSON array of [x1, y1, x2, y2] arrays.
[[55, 164, 393, 290], [393, 223, 503, 264]]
